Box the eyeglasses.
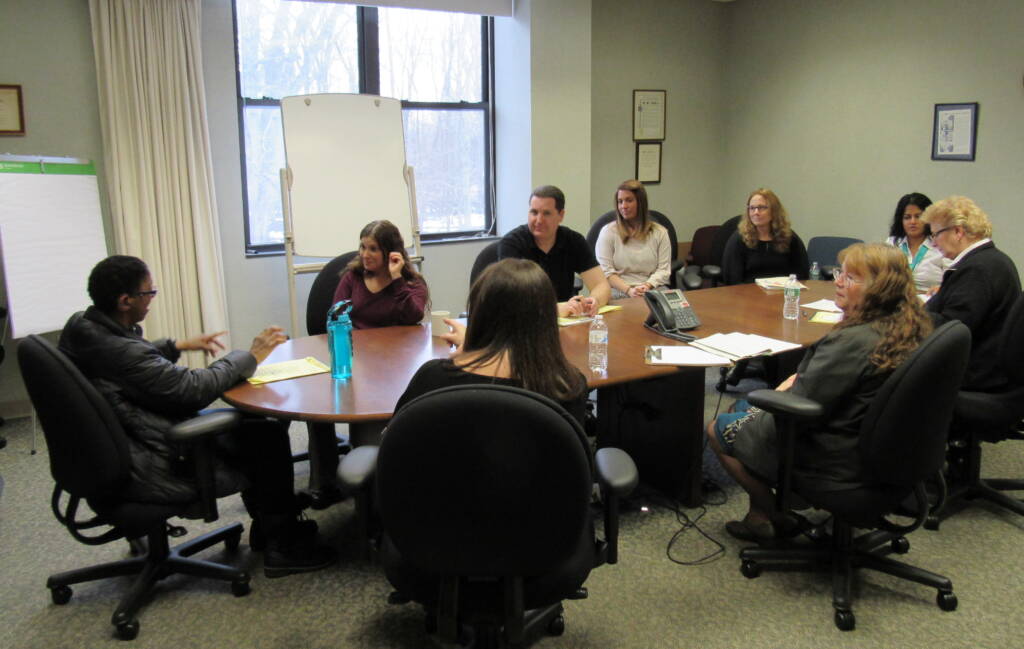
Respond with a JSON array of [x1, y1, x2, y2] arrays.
[[834, 271, 863, 286], [133, 289, 158, 298], [747, 205, 770, 212], [931, 225, 956, 239]]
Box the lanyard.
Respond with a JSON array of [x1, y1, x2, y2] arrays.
[[900, 239, 929, 271]]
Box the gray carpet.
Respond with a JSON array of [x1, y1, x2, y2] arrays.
[[1, 371, 1023, 649]]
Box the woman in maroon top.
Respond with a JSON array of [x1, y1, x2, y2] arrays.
[[308, 221, 429, 509], [332, 220, 429, 329]]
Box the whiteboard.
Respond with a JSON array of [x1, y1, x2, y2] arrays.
[[281, 94, 413, 257], [0, 158, 108, 337]]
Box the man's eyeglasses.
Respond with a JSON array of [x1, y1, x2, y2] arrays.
[[133, 289, 158, 298]]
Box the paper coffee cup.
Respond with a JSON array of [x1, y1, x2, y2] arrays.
[[430, 310, 451, 337]]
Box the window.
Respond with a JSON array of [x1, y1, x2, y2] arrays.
[[234, 0, 494, 253]]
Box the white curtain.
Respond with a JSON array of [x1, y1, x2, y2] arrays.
[[89, 0, 231, 363]]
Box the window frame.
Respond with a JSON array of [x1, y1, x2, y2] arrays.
[[233, 2, 496, 255]]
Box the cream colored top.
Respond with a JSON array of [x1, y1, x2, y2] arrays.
[[596, 221, 671, 295]]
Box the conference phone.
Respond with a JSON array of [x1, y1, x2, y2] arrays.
[[643, 288, 701, 342]]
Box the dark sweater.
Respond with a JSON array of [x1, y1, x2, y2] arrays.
[[394, 358, 588, 427], [332, 270, 428, 330], [927, 241, 1021, 391], [721, 231, 809, 285]]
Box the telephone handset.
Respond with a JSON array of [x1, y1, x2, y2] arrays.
[[644, 289, 701, 340]]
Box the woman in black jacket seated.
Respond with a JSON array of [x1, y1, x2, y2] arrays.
[[394, 258, 588, 425], [722, 188, 809, 285], [706, 243, 933, 542]]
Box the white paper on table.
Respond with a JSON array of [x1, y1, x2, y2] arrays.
[[645, 345, 732, 367], [802, 298, 841, 312]]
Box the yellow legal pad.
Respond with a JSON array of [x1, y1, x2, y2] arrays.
[[247, 357, 330, 385], [556, 304, 624, 327]]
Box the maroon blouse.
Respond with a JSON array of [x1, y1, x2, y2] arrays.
[[332, 271, 428, 330]]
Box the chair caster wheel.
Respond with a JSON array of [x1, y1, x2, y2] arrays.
[[116, 619, 140, 640], [547, 614, 565, 636], [834, 609, 855, 631], [231, 576, 251, 597], [51, 585, 72, 605], [890, 537, 910, 554], [937, 591, 958, 611], [740, 560, 761, 579], [923, 516, 941, 531]]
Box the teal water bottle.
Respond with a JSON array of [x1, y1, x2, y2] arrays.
[[327, 300, 353, 380]]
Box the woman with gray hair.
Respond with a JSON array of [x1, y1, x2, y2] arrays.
[[923, 196, 1020, 391]]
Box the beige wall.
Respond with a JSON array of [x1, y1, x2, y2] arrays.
[[718, 0, 1024, 265], [590, 0, 727, 239]]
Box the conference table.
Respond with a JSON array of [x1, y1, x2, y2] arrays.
[[224, 281, 838, 504]]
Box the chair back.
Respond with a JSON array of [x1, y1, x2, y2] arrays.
[[807, 236, 863, 269], [587, 209, 678, 262], [687, 225, 719, 266], [709, 215, 741, 266], [17, 335, 132, 499], [998, 292, 1024, 385], [468, 240, 501, 289], [306, 251, 358, 335], [377, 385, 593, 577], [859, 321, 970, 486]]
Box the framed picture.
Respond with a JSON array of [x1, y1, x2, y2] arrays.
[[636, 142, 662, 184], [0, 85, 25, 136], [931, 102, 978, 161], [633, 89, 666, 141]]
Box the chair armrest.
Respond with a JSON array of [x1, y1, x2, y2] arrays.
[[338, 445, 379, 491], [595, 447, 638, 565], [746, 389, 823, 420], [166, 410, 241, 443], [595, 447, 638, 498], [166, 410, 241, 523], [679, 265, 703, 291], [700, 264, 721, 280]]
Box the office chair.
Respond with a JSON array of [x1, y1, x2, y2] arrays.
[[297, 251, 358, 473], [17, 335, 250, 640], [339, 384, 638, 648], [678, 224, 721, 290], [927, 292, 1024, 529], [738, 321, 970, 631], [586, 209, 685, 288], [807, 236, 863, 278], [469, 240, 501, 289]]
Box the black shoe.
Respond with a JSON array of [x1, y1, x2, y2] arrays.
[[264, 532, 338, 578], [249, 517, 318, 552], [305, 484, 348, 510]]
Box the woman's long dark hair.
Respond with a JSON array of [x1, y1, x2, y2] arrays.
[[345, 220, 428, 294], [835, 243, 933, 371], [888, 192, 933, 239], [460, 258, 585, 403]]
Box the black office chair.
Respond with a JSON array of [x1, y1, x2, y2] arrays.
[[678, 224, 721, 290], [17, 335, 250, 640], [807, 236, 863, 279], [738, 321, 970, 631], [340, 385, 638, 648], [469, 240, 501, 289], [297, 251, 359, 470], [927, 292, 1024, 529], [586, 209, 684, 288]]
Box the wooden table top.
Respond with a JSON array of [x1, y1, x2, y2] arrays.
[[222, 280, 838, 423]]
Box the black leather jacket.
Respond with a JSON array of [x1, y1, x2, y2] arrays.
[[59, 307, 253, 504]]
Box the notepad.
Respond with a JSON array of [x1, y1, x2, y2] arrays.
[[247, 357, 330, 385], [556, 304, 624, 327], [755, 277, 808, 291], [689, 332, 801, 362]]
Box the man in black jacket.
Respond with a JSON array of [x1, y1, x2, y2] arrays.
[[60, 255, 335, 578]]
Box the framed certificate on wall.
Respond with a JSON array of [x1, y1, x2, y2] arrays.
[[636, 142, 662, 184], [0, 85, 26, 136], [931, 102, 978, 161], [633, 89, 666, 141]]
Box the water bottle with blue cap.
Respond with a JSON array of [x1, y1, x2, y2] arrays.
[[327, 300, 353, 380]]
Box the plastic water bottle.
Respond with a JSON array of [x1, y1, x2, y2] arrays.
[[810, 261, 821, 280], [588, 314, 609, 372], [327, 300, 353, 380], [783, 274, 800, 321]]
